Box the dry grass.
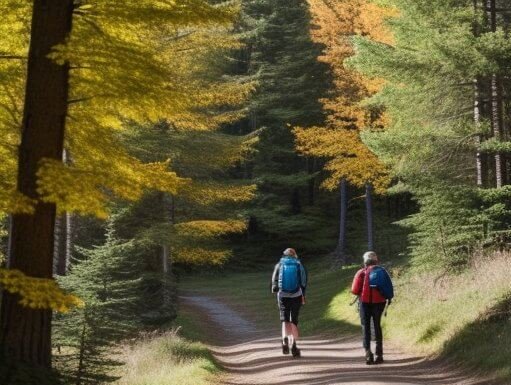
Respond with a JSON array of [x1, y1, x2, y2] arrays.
[[382, 251, 511, 353], [115, 330, 220, 385]]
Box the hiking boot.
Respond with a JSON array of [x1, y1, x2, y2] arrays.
[[374, 355, 384, 364], [282, 337, 289, 355], [365, 351, 374, 365], [291, 344, 301, 358]]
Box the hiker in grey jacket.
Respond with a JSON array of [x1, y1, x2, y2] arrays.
[[271, 248, 307, 357]]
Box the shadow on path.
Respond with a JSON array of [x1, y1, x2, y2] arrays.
[[180, 295, 496, 385]]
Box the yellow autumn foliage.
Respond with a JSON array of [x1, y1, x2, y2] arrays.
[[174, 219, 247, 238], [296, 0, 395, 192], [183, 182, 257, 205], [0, 268, 84, 313], [173, 247, 231, 265], [0, 1, 252, 217]]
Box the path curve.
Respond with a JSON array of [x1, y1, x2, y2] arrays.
[[181, 295, 496, 385]]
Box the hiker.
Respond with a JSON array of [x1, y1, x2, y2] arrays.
[[271, 248, 307, 357], [351, 251, 394, 365]]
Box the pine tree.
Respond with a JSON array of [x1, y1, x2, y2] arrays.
[[240, 0, 332, 257], [54, 233, 147, 385], [350, 0, 511, 267]]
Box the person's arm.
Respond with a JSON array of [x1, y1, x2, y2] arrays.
[[271, 263, 280, 293], [351, 269, 364, 295], [300, 263, 307, 297], [384, 268, 394, 302]]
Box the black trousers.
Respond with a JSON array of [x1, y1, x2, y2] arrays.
[[359, 302, 386, 355]]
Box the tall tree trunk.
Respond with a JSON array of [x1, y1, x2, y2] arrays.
[[365, 183, 375, 251], [334, 179, 348, 264], [161, 245, 170, 306], [490, 74, 504, 188], [474, 78, 484, 187], [53, 149, 72, 276], [486, 0, 504, 188], [0, 0, 74, 368], [65, 211, 73, 271], [53, 215, 64, 274]]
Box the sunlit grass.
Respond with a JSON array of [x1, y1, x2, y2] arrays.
[[115, 330, 220, 385]]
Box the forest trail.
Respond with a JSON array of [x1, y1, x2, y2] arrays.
[[181, 295, 495, 385]]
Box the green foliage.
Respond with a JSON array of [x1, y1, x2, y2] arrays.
[[54, 228, 176, 384], [233, 0, 333, 257], [351, 0, 511, 267]]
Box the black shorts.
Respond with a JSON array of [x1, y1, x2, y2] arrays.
[[278, 295, 302, 325]]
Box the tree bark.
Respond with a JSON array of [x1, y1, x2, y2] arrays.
[[334, 179, 348, 264], [0, 0, 74, 368], [486, 0, 504, 188], [53, 149, 72, 276], [65, 211, 73, 271], [474, 78, 484, 187], [365, 183, 375, 251], [490, 74, 504, 188]]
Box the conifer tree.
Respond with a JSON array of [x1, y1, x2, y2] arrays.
[[54, 233, 146, 385], [241, 0, 332, 256], [350, 0, 511, 267]]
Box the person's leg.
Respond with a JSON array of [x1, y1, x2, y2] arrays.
[[279, 297, 292, 354], [373, 303, 386, 363], [285, 322, 293, 343], [290, 323, 299, 341], [281, 322, 288, 339], [290, 297, 302, 357], [359, 302, 373, 364]]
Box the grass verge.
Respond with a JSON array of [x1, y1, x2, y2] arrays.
[[115, 329, 221, 385]]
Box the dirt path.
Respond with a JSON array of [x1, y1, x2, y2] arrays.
[[181, 296, 496, 385]]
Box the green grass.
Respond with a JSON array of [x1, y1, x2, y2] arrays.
[[179, 260, 361, 336], [115, 330, 221, 385], [181, 252, 511, 382]]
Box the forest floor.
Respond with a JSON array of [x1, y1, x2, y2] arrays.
[[180, 294, 496, 385]]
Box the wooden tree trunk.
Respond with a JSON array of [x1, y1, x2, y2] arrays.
[[53, 149, 72, 276], [334, 179, 348, 264], [65, 211, 73, 270], [486, 0, 504, 188], [474, 78, 484, 187], [490, 74, 504, 188], [0, 0, 74, 368], [365, 183, 375, 251]]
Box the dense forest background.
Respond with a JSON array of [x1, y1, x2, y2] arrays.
[[1, 0, 511, 384]]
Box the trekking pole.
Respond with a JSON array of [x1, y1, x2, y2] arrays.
[[349, 296, 358, 306]]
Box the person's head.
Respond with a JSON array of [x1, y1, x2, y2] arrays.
[[283, 248, 298, 258], [363, 251, 378, 266]]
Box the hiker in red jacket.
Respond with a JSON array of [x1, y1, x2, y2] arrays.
[[351, 251, 393, 365]]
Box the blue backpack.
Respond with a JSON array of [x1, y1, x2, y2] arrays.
[[278, 257, 301, 293], [369, 266, 394, 300]]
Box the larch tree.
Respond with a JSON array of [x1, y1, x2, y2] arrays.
[[294, 0, 392, 262], [0, 0, 247, 370]]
